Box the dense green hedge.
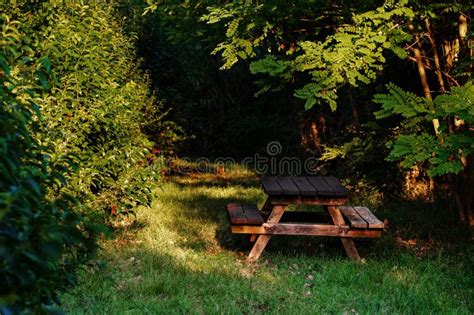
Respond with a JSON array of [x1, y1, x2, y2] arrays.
[[35, 2, 161, 216], [1, 1, 168, 311], [1, 12, 97, 312]]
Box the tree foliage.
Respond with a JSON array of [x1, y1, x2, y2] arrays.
[[201, 0, 414, 110], [199, 0, 473, 223], [375, 82, 474, 177]]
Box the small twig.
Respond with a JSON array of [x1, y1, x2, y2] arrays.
[[442, 72, 460, 87]]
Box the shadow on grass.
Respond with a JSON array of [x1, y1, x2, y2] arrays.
[[159, 185, 262, 252], [63, 242, 474, 314], [63, 250, 284, 314]]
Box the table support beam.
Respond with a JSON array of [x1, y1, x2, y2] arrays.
[[327, 205, 361, 261], [232, 224, 382, 238], [247, 205, 286, 262]]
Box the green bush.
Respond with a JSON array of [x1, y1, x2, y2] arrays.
[[1, 13, 97, 312], [34, 2, 161, 216], [1, 0, 172, 311]]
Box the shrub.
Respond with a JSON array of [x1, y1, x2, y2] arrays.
[[1, 13, 97, 312], [1, 0, 170, 311], [31, 2, 162, 217]]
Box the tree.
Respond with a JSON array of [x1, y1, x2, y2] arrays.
[[373, 2, 473, 228], [198, 0, 473, 228]]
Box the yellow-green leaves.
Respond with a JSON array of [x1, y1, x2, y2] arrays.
[[375, 82, 474, 176], [1, 9, 98, 312], [204, 1, 414, 111], [374, 83, 432, 119], [32, 3, 160, 216]]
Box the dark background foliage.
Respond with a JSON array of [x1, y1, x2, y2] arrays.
[[118, 1, 304, 159]]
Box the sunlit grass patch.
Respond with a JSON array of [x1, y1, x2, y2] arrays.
[[167, 158, 258, 187]]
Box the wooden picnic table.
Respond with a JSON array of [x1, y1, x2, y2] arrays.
[[226, 176, 384, 262]]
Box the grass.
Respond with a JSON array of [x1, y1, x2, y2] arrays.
[[62, 165, 474, 314]]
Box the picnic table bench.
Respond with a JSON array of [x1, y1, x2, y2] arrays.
[[226, 176, 385, 262]]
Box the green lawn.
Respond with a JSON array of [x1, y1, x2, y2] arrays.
[[62, 168, 474, 314]]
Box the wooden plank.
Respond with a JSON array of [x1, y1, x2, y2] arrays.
[[252, 198, 272, 242], [323, 177, 350, 197], [269, 196, 348, 206], [231, 223, 382, 238], [275, 176, 300, 195], [353, 207, 384, 229], [340, 206, 368, 229], [306, 176, 334, 197], [226, 203, 247, 225], [265, 223, 348, 235], [242, 204, 264, 225], [260, 176, 283, 196], [247, 205, 286, 262], [291, 177, 318, 196], [327, 205, 361, 261]]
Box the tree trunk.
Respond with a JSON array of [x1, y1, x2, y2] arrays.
[[348, 90, 360, 128], [409, 18, 474, 230], [310, 120, 322, 154], [454, 14, 473, 231], [299, 116, 309, 148], [407, 21, 441, 135], [454, 155, 474, 232], [425, 18, 446, 93]]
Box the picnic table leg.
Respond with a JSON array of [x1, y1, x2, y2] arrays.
[[246, 204, 286, 262], [327, 205, 361, 261]]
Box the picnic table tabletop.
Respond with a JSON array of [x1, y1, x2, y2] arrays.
[[260, 176, 350, 198]]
